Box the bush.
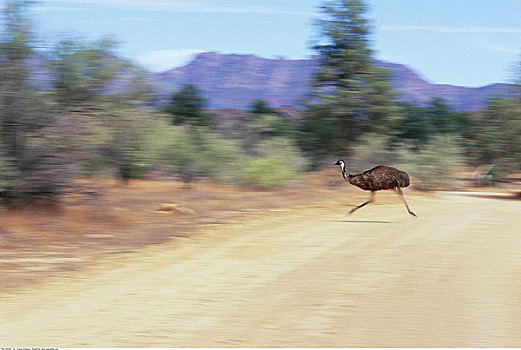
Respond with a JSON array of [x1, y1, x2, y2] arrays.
[[146, 120, 242, 184], [0, 141, 74, 203], [347, 133, 397, 172], [108, 128, 148, 182], [0, 150, 20, 203], [193, 129, 243, 183], [145, 118, 308, 190], [241, 157, 294, 190], [80, 109, 149, 182], [146, 120, 197, 182], [235, 138, 308, 190], [397, 135, 464, 190]]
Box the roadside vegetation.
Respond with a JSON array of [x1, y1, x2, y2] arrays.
[[1, 0, 521, 206]]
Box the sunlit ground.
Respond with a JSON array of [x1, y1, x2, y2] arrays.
[[0, 171, 339, 291], [2, 171, 521, 347]]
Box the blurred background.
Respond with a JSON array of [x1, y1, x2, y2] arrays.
[[0, 0, 520, 201]]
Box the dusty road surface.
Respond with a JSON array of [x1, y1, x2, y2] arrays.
[[1, 184, 521, 347]]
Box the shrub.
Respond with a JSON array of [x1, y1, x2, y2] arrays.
[[242, 156, 294, 190], [347, 133, 397, 172], [107, 128, 148, 182], [193, 129, 243, 183], [146, 120, 196, 182], [146, 120, 242, 184], [146, 119, 308, 190], [0, 150, 20, 203], [0, 140, 75, 203], [81, 110, 148, 182], [235, 138, 308, 190], [397, 135, 465, 190]]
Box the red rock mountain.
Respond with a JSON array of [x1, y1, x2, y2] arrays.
[[150, 52, 515, 111]]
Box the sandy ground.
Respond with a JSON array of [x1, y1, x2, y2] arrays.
[[1, 180, 521, 347]]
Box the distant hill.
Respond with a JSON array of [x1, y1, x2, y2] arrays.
[[377, 61, 515, 111], [151, 52, 515, 112], [26, 51, 515, 112], [150, 52, 316, 109]]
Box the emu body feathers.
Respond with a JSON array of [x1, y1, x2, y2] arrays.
[[335, 160, 417, 217], [347, 165, 410, 191]]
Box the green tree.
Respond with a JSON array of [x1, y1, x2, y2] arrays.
[[427, 98, 470, 135], [0, 1, 74, 203], [476, 96, 521, 170], [0, 0, 33, 162], [391, 99, 471, 150], [49, 38, 156, 108], [300, 0, 396, 164], [48, 37, 157, 184], [49, 38, 119, 106], [251, 100, 277, 115], [465, 54, 521, 172], [391, 102, 433, 149], [298, 105, 339, 165], [164, 84, 212, 127]]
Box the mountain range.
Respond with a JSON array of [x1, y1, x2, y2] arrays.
[[149, 52, 515, 112]]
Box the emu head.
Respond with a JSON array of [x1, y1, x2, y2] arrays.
[[334, 159, 348, 181]]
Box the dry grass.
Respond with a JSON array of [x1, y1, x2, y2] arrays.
[[0, 172, 340, 291], [2, 169, 520, 293]]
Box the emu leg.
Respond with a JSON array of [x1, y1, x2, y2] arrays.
[[396, 187, 417, 217], [347, 191, 375, 215]]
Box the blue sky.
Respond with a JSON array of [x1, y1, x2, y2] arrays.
[[25, 0, 521, 87]]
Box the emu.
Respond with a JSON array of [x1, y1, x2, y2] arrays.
[[335, 160, 417, 217]]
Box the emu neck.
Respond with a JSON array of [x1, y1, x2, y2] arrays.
[[340, 165, 351, 182]]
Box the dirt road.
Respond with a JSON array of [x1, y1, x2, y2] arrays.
[[2, 189, 521, 347]]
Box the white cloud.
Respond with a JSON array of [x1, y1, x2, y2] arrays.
[[473, 37, 521, 54], [44, 0, 313, 15], [135, 49, 206, 72], [380, 25, 521, 34], [380, 24, 521, 55]]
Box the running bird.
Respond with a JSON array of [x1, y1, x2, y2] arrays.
[[335, 160, 417, 216]]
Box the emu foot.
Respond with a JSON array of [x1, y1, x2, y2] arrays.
[[346, 208, 357, 216]]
